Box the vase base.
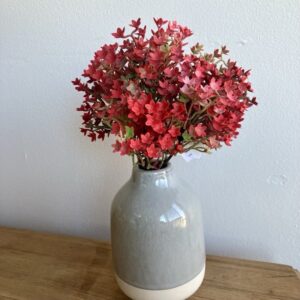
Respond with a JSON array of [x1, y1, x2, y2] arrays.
[[115, 264, 206, 300]]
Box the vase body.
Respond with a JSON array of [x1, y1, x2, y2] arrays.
[[111, 164, 206, 300]]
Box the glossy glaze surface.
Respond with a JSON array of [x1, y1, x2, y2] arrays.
[[111, 164, 206, 290]]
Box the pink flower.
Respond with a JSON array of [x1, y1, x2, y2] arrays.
[[130, 139, 144, 151], [208, 136, 221, 149], [113, 140, 131, 155], [112, 140, 121, 152], [213, 104, 226, 114], [176, 144, 184, 153], [145, 100, 169, 114], [130, 18, 141, 28], [111, 122, 121, 134], [227, 90, 237, 101], [168, 20, 178, 31], [171, 103, 186, 121], [147, 144, 160, 158], [189, 124, 207, 138], [212, 115, 225, 131], [120, 141, 131, 155], [194, 124, 207, 137], [168, 126, 181, 137], [158, 80, 177, 96], [112, 27, 125, 38], [145, 115, 165, 133], [159, 133, 174, 150], [149, 49, 164, 63], [210, 78, 222, 90], [127, 96, 146, 116], [164, 67, 178, 78], [181, 76, 192, 84], [141, 132, 154, 144], [153, 18, 168, 28], [135, 67, 147, 78], [195, 65, 205, 79], [180, 84, 193, 95]]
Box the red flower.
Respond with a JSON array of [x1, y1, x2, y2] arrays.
[[111, 122, 121, 135], [189, 124, 207, 137], [159, 133, 174, 150], [210, 78, 222, 90], [112, 27, 125, 38], [149, 49, 164, 65], [141, 132, 154, 144], [115, 141, 131, 155], [127, 96, 147, 116], [145, 115, 165, 134], [145, 99, 169, 114], [176, 144, 184, 153], [146, 144, 160, 158], [112, 140, 121, 152], [130, 139, 144, 151], [168, 126, 181, 137], [153, 18, 168, 28], [195, 65, 205, 79], [73, 18, 256, 169], [208, 136, 220, 149], [130, 18, 141, 28], [171, 103, 186, 121]]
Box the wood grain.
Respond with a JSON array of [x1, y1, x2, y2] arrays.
[[0, 226, 299, 300]]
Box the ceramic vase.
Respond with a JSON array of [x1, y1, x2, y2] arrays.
[[111, 164, 206, 300]]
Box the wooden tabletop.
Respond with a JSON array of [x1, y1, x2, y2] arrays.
[[0, 227, 299, 300]]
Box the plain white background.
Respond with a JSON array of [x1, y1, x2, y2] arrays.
[[0, 0, 299, 269]]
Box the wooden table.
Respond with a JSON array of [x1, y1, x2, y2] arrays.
[[0, 227, 299, 300]]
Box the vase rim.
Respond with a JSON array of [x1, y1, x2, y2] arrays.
[[135, 163, 173, 174]]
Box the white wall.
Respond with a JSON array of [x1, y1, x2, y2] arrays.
[[1, 0, 299, 269]]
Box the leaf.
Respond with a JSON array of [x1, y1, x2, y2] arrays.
[[191, 43, 204, 55], [182, 131, 192, 142], [178, 94, 190, 103], [160, 44, 170, 53], [126, 73, 136, 79], [125, 126, 134, 139]]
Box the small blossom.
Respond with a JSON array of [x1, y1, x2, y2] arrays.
[[159, 133, 174, 150], [146, 115, 165, 133], [210, 78, 222, 90], [147, 144, 160, 158], [189, 124, 206, 138], [153, 17, 168, 28], [141, 132, 154, 144], [171, 103, 186, 121], [112, 140, 121, 152], [129, 139, 144, 151], [195, 65, 205, 79], [112, 27, 125, 38], [168, 126, 181, 137], [119, 141, 131, 155], [130, 18, 141, 28], [208, 136, 221, 149], [194, 124, 207, 137], [111, 122, 121, 135]]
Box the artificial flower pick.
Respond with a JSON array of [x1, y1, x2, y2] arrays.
[[73, 18, 256, 170]]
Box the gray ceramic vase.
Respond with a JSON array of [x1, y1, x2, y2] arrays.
[[111, 164, 206, 300]]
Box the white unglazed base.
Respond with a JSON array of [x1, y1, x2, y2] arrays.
[[115, 264, 206, 300]]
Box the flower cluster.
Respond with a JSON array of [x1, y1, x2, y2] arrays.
[[73, 18, 257, 169]]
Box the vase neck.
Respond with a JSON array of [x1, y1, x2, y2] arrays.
[[131, 164, 173, 188]]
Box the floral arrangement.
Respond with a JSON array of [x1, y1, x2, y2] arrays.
[[73, 18, 256, 170]]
